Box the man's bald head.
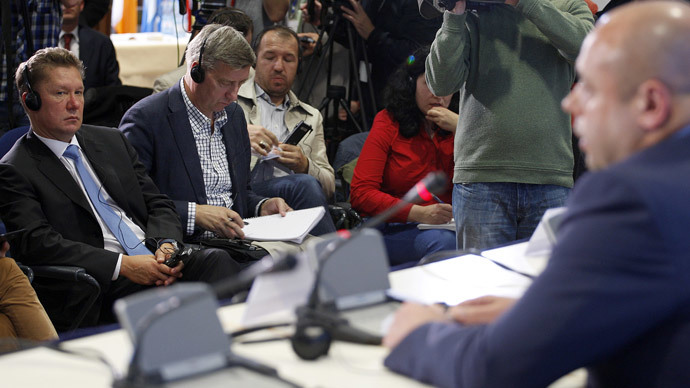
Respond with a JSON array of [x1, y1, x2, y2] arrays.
[[562, 1, 690, 171], [593, 1, 690, 99]]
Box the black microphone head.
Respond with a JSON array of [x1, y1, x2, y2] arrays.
[[421, 171, 448, 196], [272, 253, 298, 273], [402, 171, 448, 203]]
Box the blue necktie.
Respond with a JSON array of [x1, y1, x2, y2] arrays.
[[63, 144, 152, 256]]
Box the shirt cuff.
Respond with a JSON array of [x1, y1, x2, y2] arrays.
[[187, 202, 196, 235], [112, 254, 122, 281], [255, 198, 269, 217]]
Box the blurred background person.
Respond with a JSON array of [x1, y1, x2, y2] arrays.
[[152, 7, 254, 94], [350, 48, 457, 267], [59, 0, 121, 90]]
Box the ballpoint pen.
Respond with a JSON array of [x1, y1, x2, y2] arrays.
[[432, 194, 445, 204]]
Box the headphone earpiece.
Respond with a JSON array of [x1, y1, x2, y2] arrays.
[[23, 66, 42, 111], [290, 320, 332, 360], [190, 36, 208, 84]]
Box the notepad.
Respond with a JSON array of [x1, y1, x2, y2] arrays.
[[242, 206, 326, 244], [417, 219, 455, 231]]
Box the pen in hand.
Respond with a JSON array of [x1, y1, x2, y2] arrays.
[[432, 194, 445, 204]]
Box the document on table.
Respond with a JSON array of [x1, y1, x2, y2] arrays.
[[242, 206, 326, 244], [417, 219, 455, 231]]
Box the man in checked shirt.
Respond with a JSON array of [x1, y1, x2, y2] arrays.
[[120, 24, 291, 242]]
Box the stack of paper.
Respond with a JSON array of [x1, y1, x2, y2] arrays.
[[242, 206, 326, 244], [417, 218, 455, 231]]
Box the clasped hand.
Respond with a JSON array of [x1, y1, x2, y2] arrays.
[[120, 243, 184, 287]]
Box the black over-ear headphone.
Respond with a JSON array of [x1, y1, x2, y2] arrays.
[[23, 66, 42, 111], [190, 36, 208, 83]]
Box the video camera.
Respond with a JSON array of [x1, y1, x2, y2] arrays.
[[417, 0, 505, 19]]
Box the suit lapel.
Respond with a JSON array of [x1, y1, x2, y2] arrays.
[[222, 104, 240, 202], [26, 131, 95, 217], [168, 83, 207, 202]]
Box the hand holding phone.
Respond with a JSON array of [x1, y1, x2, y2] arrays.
[[284, 121, 313, 146]]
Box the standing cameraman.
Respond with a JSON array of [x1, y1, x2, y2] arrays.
[[303, 0, 442, 115], [427, 0, 594, 250]]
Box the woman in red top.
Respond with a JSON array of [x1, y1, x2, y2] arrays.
[[350, 48, 457, 266]]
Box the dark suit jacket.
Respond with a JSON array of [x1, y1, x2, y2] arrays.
[[0, 126, 182, 289], [385, 127, 690, 387], [78, 25, 121, 90], [119, 82, 265, 240]]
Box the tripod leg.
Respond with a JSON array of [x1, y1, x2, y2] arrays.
[[345, 22, 370, 131], [337, 99, 363, 133]]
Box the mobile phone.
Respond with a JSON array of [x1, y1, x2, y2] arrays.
[[300, 36, 315, 44], [0, 229, 25, 244], [284, 121, 313, 146]]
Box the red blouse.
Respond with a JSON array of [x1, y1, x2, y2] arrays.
[[350, 110, 455, 223]]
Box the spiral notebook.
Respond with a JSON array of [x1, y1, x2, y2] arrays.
[[241, 206, 326, 244]]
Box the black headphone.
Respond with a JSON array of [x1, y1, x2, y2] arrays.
[[289, 305, 383, 360], [252, 25, 303, 75], [190, 36, 208, 83], [23, 65, 42, 111]]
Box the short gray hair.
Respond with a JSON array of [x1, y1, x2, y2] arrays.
[[186, 24, 255, 73]]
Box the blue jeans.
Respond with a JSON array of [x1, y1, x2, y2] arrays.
[[376, 223, 457, 267], [251, 174, 336, 236], [453, 182, 570, 250]]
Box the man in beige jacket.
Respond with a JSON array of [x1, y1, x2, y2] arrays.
[[237, 25, 335, 236]]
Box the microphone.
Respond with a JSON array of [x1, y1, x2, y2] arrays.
[[116, 253, 298, 386], [290, 172, 448, 360], [401, 171, 447, 203], [213, 253, 298, 299], [361, 171, 447, 230]]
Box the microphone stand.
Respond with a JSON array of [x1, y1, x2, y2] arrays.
[[291, 172, 447, 360], [116, 254, 298, 386]]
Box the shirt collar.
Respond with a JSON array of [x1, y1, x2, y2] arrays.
[[59, 26, 79, 42], [180, 79, 228, 134], [33, 130, 80, 158], [255, 83, 290, 110]]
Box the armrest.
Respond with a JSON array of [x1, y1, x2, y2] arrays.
[[15, 262, 35, 284]]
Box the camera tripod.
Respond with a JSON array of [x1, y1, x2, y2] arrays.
[[297, 0, 378, 134]]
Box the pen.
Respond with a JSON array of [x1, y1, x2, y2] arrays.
[[432, 194, 445, 204], [229, 219, 249, 225]]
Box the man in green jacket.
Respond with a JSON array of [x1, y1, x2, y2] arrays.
[[426, 0, 594, 249]]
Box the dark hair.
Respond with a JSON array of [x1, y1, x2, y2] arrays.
[[253, 25, 300, 56], [207, 7, 254, 38], [383, 46, 436, 138]]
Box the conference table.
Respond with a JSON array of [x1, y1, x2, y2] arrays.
[[0, 242, 586, 387], [111, 32, 190, 89]]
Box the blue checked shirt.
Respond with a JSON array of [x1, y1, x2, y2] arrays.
[[180, 80, 233, 238], [1, 0, 62, 101]]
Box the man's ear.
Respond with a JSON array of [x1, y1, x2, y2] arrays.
[[634, 79, 672, 132]]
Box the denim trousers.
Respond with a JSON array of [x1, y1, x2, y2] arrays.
[[453, 182, 570, 250], [376, 222, 456, 267]]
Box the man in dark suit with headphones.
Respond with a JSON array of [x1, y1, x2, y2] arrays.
[[0, 47, 242, 331], [237, 25, 336, 236], [120, 24, 292, 243]]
